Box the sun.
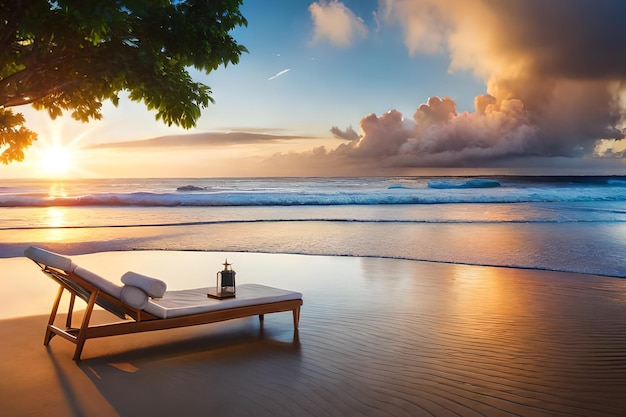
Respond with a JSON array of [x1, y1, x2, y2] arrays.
[[38, 145, 73, 177]]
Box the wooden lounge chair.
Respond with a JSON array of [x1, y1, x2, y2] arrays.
[[24, 246, 303, 361]]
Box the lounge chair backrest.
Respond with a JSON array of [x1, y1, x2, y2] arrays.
[[24, 245, 172, 319], [24, 246, 76, 272], [74, 266, 123, 298], [25, 246, 129, 319]]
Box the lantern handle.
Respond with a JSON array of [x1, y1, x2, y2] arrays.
[[223, 259, 231, 270]]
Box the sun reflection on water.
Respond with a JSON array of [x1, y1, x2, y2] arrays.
[[45, 207, 65, 227], [44, 207, 68, 241], [47, 183, 68, 198], [447, 265, 530, 339]]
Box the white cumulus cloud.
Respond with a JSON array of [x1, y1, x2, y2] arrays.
[[309, 0, 368, 47]]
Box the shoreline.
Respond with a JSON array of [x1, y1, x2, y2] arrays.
[[3, 249, 626, 416], [4, 237, 626, 279]]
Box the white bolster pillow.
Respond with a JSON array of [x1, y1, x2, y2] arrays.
[[24, 246, 76, 272], [120, 285, 149, 310], [121, 271, 167, 298]]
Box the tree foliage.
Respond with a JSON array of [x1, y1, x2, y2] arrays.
[[0, 0, 247, 163]]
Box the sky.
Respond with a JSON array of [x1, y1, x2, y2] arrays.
[[4, 0, 626, 178]]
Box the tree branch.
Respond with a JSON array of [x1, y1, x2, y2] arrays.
[[0, 0, 34, 51], [0, 48, 86, 106]]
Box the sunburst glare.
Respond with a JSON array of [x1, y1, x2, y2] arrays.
[[32, 118, 95, 178], [38, 145, 72, 176]]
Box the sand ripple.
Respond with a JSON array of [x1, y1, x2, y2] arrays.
[[77, 258, 626, 416], [3, 253, 625, 416]]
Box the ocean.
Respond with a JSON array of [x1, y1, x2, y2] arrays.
[[2, 176, 626, 278]]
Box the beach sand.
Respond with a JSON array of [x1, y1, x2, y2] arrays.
[[2, 250, 626, 416]]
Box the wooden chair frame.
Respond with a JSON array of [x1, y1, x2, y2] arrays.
[[35, 262, 302, 361]]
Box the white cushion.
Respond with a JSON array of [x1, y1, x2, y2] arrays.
[[24, 246, 76, 272], [121, 271, 167, 298], [73, 266, 123, 298], [143, 283, 302, 319], [120, 285, 149, 309]]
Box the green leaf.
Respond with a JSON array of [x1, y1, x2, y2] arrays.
[[0, 0, 248, 163]]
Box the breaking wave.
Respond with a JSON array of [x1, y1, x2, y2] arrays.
[[2, 175, 626, 208], [428, 178, 501, 189]]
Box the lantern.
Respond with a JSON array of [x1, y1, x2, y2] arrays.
[[208, 259, 236, 299]]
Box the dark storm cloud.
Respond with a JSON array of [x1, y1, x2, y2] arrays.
[[308, 0, 626, 169]]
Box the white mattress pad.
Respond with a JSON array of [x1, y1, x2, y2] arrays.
[[143, 284, 302, 319]]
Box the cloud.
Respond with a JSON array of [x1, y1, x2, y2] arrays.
[[309, 1, 368, 47], [330, 125, 360, 141], [322, 96, 538, 167], [88, 132, 316, 148], [268, 0, 626, 172], [379, 0, 626, 154], [268, 68, 291, 81]]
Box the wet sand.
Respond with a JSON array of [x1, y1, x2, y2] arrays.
[[2, 250, 626, 416]]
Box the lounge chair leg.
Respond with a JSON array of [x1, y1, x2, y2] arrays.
[[73, 291, 98, 361], [292, 306, 300, 329], [44, 286, 64, 346], [66, 293, 76, 328]]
